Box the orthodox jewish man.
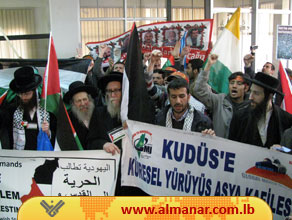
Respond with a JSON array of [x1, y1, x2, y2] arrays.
[[87, 71, 123, 154], [63, 81, 98, 149], [6, 66, 56, 150], [87, 71, 147, 196], [229, 72, 292, 148]]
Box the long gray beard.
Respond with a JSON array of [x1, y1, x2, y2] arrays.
[[71, 101, 95, 125], [106, 96, 121, 121]]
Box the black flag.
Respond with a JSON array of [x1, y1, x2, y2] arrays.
[[121, 23, 155, 124]]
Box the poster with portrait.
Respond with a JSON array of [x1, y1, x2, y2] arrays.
[[86, 20, 213, 62], [277, 25, 292, 60]]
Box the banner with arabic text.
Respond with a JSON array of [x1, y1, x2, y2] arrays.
[[0, 150, 119, 219]]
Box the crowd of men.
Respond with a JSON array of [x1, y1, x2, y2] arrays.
[[0, 41, 292, 197]]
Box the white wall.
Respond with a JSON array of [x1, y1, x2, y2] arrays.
[[49, 0, 81, 58]]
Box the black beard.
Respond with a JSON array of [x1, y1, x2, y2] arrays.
[[20, 91, 37, 112], [251, 99, 268, 121]]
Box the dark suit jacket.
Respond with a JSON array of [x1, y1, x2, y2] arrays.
[[229, 105, 292, 148], [87, 106, 122, 150], [69, 109, 98, 150]]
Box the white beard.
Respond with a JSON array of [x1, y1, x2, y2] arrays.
[[71, 100, 95, 125], [106, 96, 121, 121]]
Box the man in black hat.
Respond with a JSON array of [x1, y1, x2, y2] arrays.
[[229, 72, 292, 148], [63, 81, 98, 149], [5, 66, 56, 150], [87, 71, 123, 154], [88, 71, 150, 196], [87, 71, 140, 195]]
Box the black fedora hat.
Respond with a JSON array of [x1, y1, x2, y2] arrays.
[[63, 81, 98, 104], [247, 72, 283, 96], [98, 71, 123, 93], [9, 66, 42, 93]]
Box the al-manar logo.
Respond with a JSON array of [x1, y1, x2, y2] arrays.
[[132, 130, 152, 159]]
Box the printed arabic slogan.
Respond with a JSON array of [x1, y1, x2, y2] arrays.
[[0, 150, 119, 220], [86, 20, 213, 63], [121, 120, 292, 220]]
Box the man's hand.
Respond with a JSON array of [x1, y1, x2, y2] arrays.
[[41, 121, 50, 137], [201, 129, 216, 136], [270, 144, 281, 152], [147, 51, 161, 73], [103, 142, 120, 155], [180, 46, 191, 59], [152, 49, 162, 57], [108, 57, 114, 69], [99, 44, 108, 58], [243, 54, 254, 67], [204, 54, 218, 71], [122, 121, 128, 130], [171, 41, 181, 58], [143, 52, 151, 66]]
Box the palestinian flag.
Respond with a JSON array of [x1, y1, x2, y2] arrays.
[[40, 34, 60, 116], [162, 56, 175, 70], [279, 61, 292, 114], [121, 23, 155, 124], [41, 34, 83, 150], [56, 98, 83, 150], [0, 90, 7, 105], [0, 88, 16, 106]]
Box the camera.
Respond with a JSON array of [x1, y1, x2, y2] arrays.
[[250, 45, 258, 50], [250, 45, 258, 55]]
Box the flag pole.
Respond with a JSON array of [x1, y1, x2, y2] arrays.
[[44, 32, 52, 112]]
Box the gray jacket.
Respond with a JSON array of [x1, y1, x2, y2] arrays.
[[191, 69, 248, 138]]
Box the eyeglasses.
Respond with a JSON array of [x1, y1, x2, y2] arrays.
[[105, 88, 122, 95]]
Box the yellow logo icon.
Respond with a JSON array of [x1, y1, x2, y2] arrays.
[[40, 200, 65, 217]]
